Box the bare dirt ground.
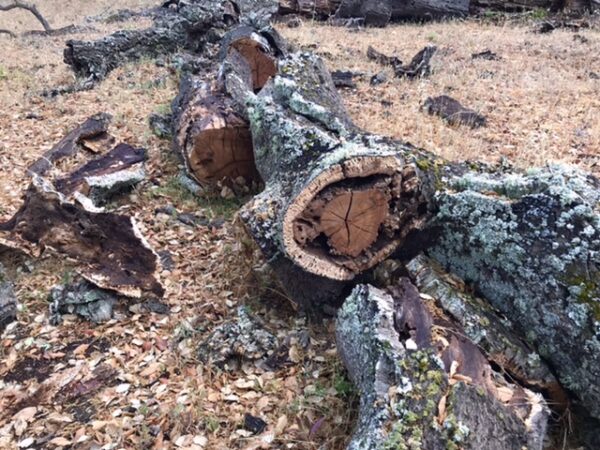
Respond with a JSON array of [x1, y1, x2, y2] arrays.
[[0, 2, 598, 449]]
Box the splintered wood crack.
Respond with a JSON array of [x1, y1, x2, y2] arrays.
[[320, 189, 389, 257], [293, 174, 398, 260]]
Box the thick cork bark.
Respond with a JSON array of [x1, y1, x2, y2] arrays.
[[336, 282, 549, 450], [64, 0, 239, 81]]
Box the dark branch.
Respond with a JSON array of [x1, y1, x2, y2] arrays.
[[0, 0, 52, 32]]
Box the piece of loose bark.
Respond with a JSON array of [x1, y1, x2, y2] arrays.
[[53, 143, 147, 205], [394, 45, 437, 78], [336, 281, 549, 450], [423, 95, 486, 128], [0, 178, 163, 298], [27, 113, 112, 176]]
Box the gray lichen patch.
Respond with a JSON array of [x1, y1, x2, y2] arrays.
[[429, 164, 600, 418], [0, 263, 17, 334], [197, 306, 277, 371], [336, 283, 546, 450], [48, 280, 117, 325]]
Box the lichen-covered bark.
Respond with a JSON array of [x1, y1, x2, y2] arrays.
[[64, 0, 239, 80], [238, 52, 439, 304], [427, 165, 600, 418], [48, 279, 117, 325], [0, 263, 17, 333], [406, 254, 562, 398], [336, 282, 548, 450]]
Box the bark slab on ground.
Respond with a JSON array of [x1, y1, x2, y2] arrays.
[[0, 178, 163, 298]]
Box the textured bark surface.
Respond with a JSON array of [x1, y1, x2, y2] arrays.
[[172, 26, 286, 187], [48, 279, 117, 325], [53, 143, 147, 205], [64, 0, 239, 80], [425, 165, 600, 419], [336, 282, 549, 450], [337, 0, 470, 25], [405, 254, 566, 405], [0, 178, 163, 298], [0, 264, 17, 333], [238, 52, 437, 306], [27, 113, 112, 176]]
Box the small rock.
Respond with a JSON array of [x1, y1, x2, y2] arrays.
[[370, 71, 387, 86], [244, 413, 267, 435]]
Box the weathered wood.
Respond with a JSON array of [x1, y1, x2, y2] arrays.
[[367, 44, 437, 78], [0, 178, 163, 298], [53, 143, 147, 205], [238, 52, 435, 299], [406, 254, 567, 406], [422, 164, 600, 420], [0, 0, 52, 32], [228, 30, 600, 423], [172, 26, 285, 187], [336, 282, 549, 450], [174, 82, 258, 186], [423, 95, 486, 128], [0, 263, 17, 333], [64, 0, 239, 81], [27, 113, 112, 176]]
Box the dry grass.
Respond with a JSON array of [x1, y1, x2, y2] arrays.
[[281, 19, 600, 174]]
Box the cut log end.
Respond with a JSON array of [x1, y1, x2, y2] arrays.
[[284, 156, 426, 280], [177, 88, 260, 187], [187, 121, 257, 184]]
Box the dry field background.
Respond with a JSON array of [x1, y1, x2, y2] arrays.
[[283, 19, 600, 173], [0, 1, 598, 449]]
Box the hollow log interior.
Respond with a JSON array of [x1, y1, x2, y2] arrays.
[[292, 164, 427, 274], [189, 120, 256, 184], [229, 38, 277, 91]]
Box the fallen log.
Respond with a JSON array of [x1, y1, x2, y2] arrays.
[[0, 177, 163, 298], [172, 26, 283, 187], [217, 30, 600, 422], [277, 0, 592, 24], [238, 52, 434, 306], [64, 0, 239, 81], [336, 281, 549, 450]]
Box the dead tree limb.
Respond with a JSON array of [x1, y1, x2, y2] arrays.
[[336, 282, 549, 450], [0, 0, 51, 32], [64, 0, 239, 81], [172, 26, 285, 187], [206, 28, 600, 422], [0, 28, 15, 37]]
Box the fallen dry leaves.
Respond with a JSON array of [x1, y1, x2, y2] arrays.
[[1, 2, 598, 450]]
